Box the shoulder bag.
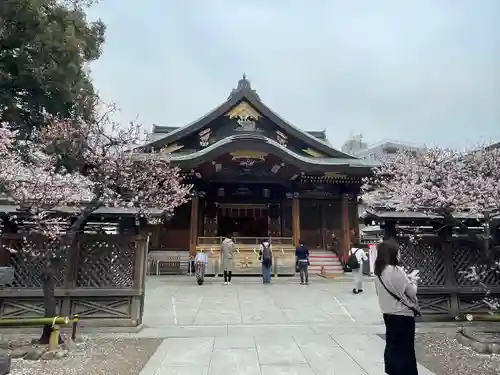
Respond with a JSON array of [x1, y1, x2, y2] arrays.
[[377, 276, 421, 317]]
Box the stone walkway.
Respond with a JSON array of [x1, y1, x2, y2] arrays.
[[133, 276, 436, 375]]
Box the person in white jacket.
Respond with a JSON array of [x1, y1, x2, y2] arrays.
[[350, 244, 368, 294], [194, 250, 209, 285]]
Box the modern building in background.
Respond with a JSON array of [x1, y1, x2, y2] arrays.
[[341, 135, 424, 237], [341, 135, 423, 162]]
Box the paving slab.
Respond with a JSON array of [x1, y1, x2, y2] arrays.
[[138, 276, 436, 375]]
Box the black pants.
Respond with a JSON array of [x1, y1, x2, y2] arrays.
[[383, 314, 418, 375], [223, 270, 232, 282]]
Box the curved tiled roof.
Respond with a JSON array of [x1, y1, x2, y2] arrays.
[[143, 75, 354, 159], [135, 133, 375, 173]]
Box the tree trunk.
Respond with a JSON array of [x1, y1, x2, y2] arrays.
[[38, 260, 63, 344], [37, 198, 103, 344]]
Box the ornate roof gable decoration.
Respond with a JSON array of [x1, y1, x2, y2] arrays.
[[226, 101, 262, 132], [198, 128, 212, 147], [276, 130, 288, 147]]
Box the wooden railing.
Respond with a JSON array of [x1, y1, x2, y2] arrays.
[[0, 233, 148, 327], [196, 237, 296, 276], [198, 237, 294, 246]]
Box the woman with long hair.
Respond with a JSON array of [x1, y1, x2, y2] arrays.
[[374, 239, 420, 375]]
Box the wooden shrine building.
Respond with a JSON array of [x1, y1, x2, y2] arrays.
[[139, 75, 374, 274]]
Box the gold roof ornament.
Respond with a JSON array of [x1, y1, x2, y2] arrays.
[[229, 151, 267, 160], [302, 148, 325, 158], [161, 143, 184, 154], [226, 101, 261, 121]]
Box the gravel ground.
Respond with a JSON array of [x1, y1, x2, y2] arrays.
[[415, 333, 500, 375], [10, 338, 162, 375]]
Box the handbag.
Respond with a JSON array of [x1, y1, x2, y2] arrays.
[[377, 276, 421, 317]]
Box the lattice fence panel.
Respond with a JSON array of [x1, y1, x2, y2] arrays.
[[76, 236, 136, 288], [3, 236, 67, 288], [396, 236, 445, 286], [452, 239, 500, 287]]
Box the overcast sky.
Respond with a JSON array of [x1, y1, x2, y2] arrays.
[[88, 0, 500, 150]]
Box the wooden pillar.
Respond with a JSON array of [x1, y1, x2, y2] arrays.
[[340, 194, 350, 262], [440, 228, 459, 317], [351, 201, 360, 242], [131, 234, 148, 325], [292, 197, 300, 246], [189, 196, 199, 255], [320, 202, 326, 249]]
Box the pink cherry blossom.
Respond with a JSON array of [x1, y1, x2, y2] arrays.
[[362, 146, 500, 215], [0, 113, 192, 256], [1, 111, 192, 343], [362, 145, 500, 312]]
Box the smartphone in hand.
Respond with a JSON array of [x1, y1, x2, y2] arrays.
[[408, 270, 420, 277], [408, 270, 420, 280]]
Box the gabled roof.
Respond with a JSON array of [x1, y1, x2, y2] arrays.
[[134, 134, 375, 172], [167, 134, 372, 171], [151, 124, 331, 143], [486, 141, 500, 151], [142, 75, 354, 159]]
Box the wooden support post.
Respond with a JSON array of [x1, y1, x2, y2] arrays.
[[351, 201, 360, 242], [292, 197, 300, 246], [189, 196, 199, 255], [440, 229, 460, 318], [340, 194, 350, 263], [131, 234, 148, 326], [62, 237, 80, 316]]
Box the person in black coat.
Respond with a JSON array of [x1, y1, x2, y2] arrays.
[[295, 240, 310, 285]]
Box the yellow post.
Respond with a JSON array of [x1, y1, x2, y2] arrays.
[[49, 317, 60, 351]]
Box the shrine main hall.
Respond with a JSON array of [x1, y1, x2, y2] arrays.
[[138, 76, 373, 274]]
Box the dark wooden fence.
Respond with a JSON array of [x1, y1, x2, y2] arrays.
[[0, 233, 148, 327], [393, 234, 500, 318]]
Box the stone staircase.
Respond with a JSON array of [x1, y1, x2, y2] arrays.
[[308, 250, 344, 276]]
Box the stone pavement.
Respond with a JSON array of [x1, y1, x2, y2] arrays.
[[132, 276, 436, 375]]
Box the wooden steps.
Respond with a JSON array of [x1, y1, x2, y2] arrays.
[[308, 250, 344, 276]]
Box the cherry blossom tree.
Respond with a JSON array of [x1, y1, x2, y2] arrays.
[[362, 145, 500, 313], [0, 113, 192, 342], [362, 146, 500, 215]]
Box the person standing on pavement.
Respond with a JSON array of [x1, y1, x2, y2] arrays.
[[259, 239, 273, 284], [350, 242, 368, 294], [295, 240, 310, 285], [220, 234, 235, 285], [374, 239, 420, 375], [194, 250, 209, 285]]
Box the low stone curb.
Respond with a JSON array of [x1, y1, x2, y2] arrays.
[[0, 335, 89, 363], [456, 327, 500, 354]]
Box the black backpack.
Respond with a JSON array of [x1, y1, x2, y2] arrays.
[[262, 243, 272, 265], [346, 249, 361, 270]]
